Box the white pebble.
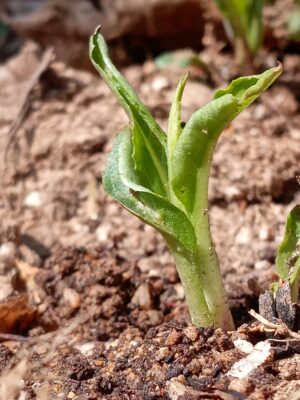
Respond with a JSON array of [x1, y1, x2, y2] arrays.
[[24, 191, 43, 207], [235, 227, 251, 245]]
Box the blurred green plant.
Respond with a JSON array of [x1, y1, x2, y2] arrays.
[[214, 0, 264, 64], [287, 11, 300, 41], [155, 49, 211, 77], [90, 27, 281, 330], [0, 22, 9, 47]]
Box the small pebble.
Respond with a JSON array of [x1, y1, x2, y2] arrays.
[[0, 242, 17, 260], [155, 346, 170, 361], [74, 342, 95, 356], [259, 226, 273, 241], [224, 186, 241, 200], [167, 379, 187, 400], [131, 283, 153, 310], [24, 191, 43, 207], [235, 227, 251, 245], [184, 326, 198, 342], [151, 76, 169, 92], [96, 223, 111, 242], [63, 288, 81, 309], [254, 260, 270, 271]]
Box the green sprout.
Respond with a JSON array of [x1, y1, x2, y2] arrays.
[[214, 0, 264, 65], [276, 205, 300, 303], [90, 27, 282, 330]]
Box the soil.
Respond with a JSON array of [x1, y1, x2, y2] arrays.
[[0, 6, 300, 399]]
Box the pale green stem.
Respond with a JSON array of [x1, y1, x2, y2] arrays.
[[165, 238, 212, 327], [166, 237, 234, 330], [191, 156, 234, 330], [167, 142, 234, 329]]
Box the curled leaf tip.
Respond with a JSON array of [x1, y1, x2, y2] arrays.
[[275, 61, 283, 72], [93, 25, 102, 35]]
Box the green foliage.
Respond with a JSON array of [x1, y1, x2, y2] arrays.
[[276, 205, 300, 302], [287, 11, 300, 41], [214, 0, 264, 62], [90, 27, 282, 329]]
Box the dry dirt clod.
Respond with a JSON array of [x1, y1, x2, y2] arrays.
[[0, 257, 19, 302], [155, 346, 171, 361], [62, 288, 81, 310], [183, 326, 199, 342], [165, 330, 182, 346], [167, 379, 187, 400], [0, 242, 18, 260]]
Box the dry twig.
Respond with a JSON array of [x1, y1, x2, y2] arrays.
[[249, 309, 300, 340]]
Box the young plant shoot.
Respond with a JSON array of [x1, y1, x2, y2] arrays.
[[90, 27, 282, 330], [276, 205, 300, 303]]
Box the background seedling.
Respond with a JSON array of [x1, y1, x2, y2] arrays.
[[90, 28, 282, 330], [276, 205, 300, 303], [259, 201, 300, 330], [214, 0, 264, 65]]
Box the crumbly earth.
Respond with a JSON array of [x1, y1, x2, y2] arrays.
[[0, 32, 299, 399]]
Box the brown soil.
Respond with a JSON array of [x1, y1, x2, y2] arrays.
[[0, 19, 300, 400]]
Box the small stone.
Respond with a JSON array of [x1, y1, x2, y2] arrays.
[[148, 363, 166, 382], [290, 129, 300, 140], [228, 378, 253, 395], [24, 191, 43, 207], [183, 326, 198, 342], [0, 281, 14, 301], [233, 339, 253, 354], [145, 310, 163, 326], [235, 227, 251, 245], [19, 244, 42, 267], [137, 258, 152, 273], [167, 379, 187, 400], [63, 288, 81, 309], [74, 342, 95, 356], [151, 76, 169, 92], [224, 186, 241, 200], [0, 242, 17, 260], [131, 283, 153, 310], [155, 346, 170, 361], [96, 223, 111, 243], [254, 260, 270, 271], [259, 226, 273, 241], [173, 284, 185, 300], [165, 330, 181, 346], [254, 104, 266, 120], [66, 392, 76, 399], [94, 359, 105, 367]]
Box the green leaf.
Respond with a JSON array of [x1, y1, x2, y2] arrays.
[[276, 205, 300, 301], [170, 65, 282, 215], [288, 12, 300, 41], [90, 27, 168, 197], [168, 74, 188, 162], [103, 128, 197, 254]]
